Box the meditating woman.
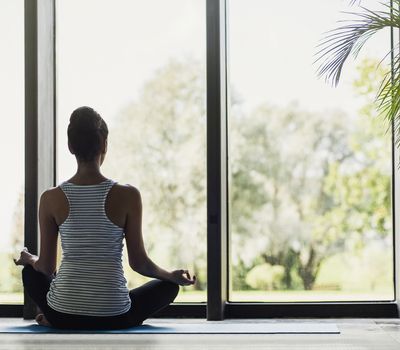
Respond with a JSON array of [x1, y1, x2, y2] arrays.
[[13, 106, 196, 330]]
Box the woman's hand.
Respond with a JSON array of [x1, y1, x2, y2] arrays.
[[169, 269, 196, 286], [13, 247, 37, 267]]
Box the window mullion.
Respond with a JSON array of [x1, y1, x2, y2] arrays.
[[23, 0, 55, 320], [206, 0, 228, 321]]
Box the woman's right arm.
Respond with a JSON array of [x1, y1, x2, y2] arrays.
[[124, 185, 195, 286]]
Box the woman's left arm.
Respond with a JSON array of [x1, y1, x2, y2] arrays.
[[14, 190, 58, 277]]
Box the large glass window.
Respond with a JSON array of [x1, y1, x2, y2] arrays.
[[56, 0, 206, 302], [2, 0, 396, 315], [228, 0, 394, 302], [0, 0, 24, 304]]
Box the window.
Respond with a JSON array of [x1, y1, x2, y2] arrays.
[[56, 0, 206, 302], [228, 0, 394, 302], [3, 0, 397, 319], [0, 0, 24, 304]]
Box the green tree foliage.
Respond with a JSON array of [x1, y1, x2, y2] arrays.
[[103, 58, 207, 290], [230, 103, 352, 290], [324, 58, 391, 248], [231, 57, 392, 291], [245, 263, 285, 290], [102, 56, 392, 293], [3, 58, 391, 298], [1, 191, 24, 293]]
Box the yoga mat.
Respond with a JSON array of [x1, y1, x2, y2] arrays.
[[0, 322, 340, 334]]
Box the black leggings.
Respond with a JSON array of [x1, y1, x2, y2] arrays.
[[22, 264, 179, 330]]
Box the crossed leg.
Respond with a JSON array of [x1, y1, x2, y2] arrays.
[[127, 279, 180, 326], [21, 264, 180, 329], [21, 264, 55, 326]]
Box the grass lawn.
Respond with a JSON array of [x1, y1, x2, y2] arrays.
[[0, 293, 23, 304], [1, 289, 393, 305]]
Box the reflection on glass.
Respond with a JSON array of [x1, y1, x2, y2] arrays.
[[0, 0, 24, 304], [228, 0, 394, 301], [56, 0, 206, 302]]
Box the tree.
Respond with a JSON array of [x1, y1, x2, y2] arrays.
[[4, 56, 390, 297], [230, 103, 351, 290], [103, 58, 207, 290], [230, 58, 391, 291], [323, 58, 391, 248]]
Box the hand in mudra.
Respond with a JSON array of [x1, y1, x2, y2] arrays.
[[13, 247, 35, 266], [170, 269, 196, 286]]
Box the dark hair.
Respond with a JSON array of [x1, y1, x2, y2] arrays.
[[67, 106, 108, 162]]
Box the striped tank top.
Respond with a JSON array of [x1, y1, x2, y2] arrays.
[[46, 178, 132, 316]]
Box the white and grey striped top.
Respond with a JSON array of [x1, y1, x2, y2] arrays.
[[46, 179, 132, 316]]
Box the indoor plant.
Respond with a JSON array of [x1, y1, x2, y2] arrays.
[[316, 0, 400, 145]]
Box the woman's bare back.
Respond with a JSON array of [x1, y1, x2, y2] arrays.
[[48, 181, 133, 230]]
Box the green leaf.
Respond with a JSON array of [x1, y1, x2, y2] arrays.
[[315, 1, 400, 148]]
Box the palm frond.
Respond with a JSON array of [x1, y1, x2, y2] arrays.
[[315, 1, 400, 145], [377, 52, 400, 142], [315, 4, 400, 87]]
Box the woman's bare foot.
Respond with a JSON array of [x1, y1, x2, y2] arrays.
[[35, 313, 51, 327]]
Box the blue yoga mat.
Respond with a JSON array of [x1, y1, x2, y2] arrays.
[[0, 322, 340, 334]]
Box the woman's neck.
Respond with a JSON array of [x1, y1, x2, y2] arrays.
[[70, 161, 107, 184]]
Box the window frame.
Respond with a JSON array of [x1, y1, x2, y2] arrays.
[[0, 0, 398, 319]]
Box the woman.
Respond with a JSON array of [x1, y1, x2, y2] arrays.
[[13, 106, 196, 330]]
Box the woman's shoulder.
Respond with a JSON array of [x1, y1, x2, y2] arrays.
[[111, 183, 142, 202], [38, 186, 68, 214], [106, 183, 142, 218], [40, 185, 64, 200]]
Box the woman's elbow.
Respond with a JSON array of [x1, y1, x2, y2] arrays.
[[129, 256, 150, 275]]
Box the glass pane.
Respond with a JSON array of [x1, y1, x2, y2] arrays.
[[228, 0, 394, 302], [56, 0, 206, 302], [0, 0, 24, 304]]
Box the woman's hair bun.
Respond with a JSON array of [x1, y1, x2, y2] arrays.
[[67, 106, 108, 162]]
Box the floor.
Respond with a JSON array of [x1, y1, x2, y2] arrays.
[[1, 318, 400, 349]]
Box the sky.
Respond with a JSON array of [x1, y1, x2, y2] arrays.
[[0, 0, 391, 252]]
